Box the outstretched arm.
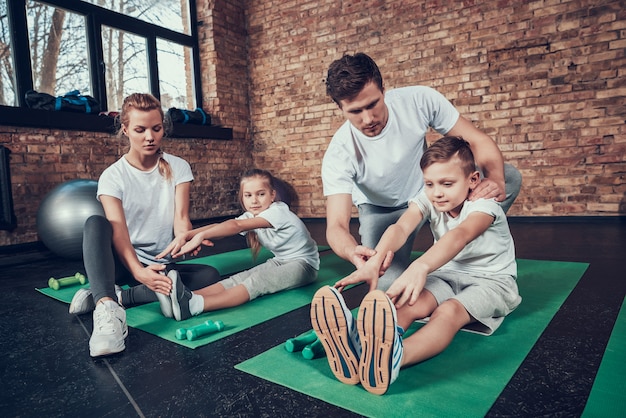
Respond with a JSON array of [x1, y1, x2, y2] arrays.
[[173, 181, 193, 237], [387, 211, 494, 308], [335, 203, 424, 292], [326, 193, 377, 269], [159, 216, 272, 259]]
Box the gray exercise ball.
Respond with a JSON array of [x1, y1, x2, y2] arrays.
[[36, 179, 104, 259]]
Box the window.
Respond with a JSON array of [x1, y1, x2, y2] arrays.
[[80, 0, 191, 35], [0, 0, 201, 112], [27, 2, 91, 98]]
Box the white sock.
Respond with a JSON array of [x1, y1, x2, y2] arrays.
[[189, 293, 204, 316], [102, 299, 119, 310], [115, 286, 122, 306]]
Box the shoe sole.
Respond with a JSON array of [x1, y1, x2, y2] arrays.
[[170, 271, 190, 321], [358, 290, 396, 395], [310, 286, 360, 385], [155, 291, 173, 318]]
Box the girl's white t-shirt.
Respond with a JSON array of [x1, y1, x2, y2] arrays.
[[237, 201, 320, 270]]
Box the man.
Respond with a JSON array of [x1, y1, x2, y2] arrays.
[[322, 52, 521, 290]]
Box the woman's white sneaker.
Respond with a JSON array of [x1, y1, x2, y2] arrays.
[[89, 300, 128, 357]]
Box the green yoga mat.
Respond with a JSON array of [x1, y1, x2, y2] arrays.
[[182, 245, 330, 276], [582, 296, 626, 417], [35, 248, 279, 304], [125, 252, 355, 348], [37, 249, 353, 349], [235, 259, 589, 418]]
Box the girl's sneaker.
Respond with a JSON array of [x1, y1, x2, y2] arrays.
[[357, 290, 404, 395], [169, 270, 193, 321], [310, 286, 362, 385]]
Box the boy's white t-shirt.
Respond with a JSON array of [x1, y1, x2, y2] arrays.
[[97, 152, 193, 265], [237, 201, 320, 270], [412, 193, 517, 278], [322, 86, 460, 207]]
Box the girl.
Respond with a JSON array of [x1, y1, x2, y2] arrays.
[[70, 93, 220, 357], [156, 169, 319, 320]]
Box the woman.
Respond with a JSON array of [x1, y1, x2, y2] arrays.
[[69, 93, 220, 357]]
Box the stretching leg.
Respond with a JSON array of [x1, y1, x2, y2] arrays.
[[197, 284, 251, 311], [400, 299, 471, 367], [83, 215, 119, 304]]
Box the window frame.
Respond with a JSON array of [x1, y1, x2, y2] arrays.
[[1, 0, 231, 139]]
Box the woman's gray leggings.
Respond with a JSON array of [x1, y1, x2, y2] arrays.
[[83, 215, 220, 306]]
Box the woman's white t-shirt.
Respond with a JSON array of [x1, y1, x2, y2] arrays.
[[97, 152, 193, 265]]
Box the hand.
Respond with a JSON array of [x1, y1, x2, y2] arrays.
[[134, 264, 171, 295], [468, 178, 505, 203], [156, 234, 189, 259], [335, 264, 379, 292], [176, 234, 213, 258], [335, 251, 393, 292], [350, 245, 377, 269], [386, 268, 426, 309]]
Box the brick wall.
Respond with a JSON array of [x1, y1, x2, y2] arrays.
[[246, 0, 626, 217], [0, 125, 249, 247], [1, 0, 624, 248]]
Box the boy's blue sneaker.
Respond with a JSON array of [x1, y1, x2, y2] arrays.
[[310, 286, 362, 385], [357, 290, 404, 395]]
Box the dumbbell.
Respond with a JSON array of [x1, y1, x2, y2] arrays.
[[302, 338, 325, 360], [285, 330, 318, 352], [48, 272, 87, 290], [175, 320, 225, 341]]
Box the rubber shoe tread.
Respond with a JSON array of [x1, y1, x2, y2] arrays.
[[310, 286, 361, 385], [357, 290, 403, 395], [169, 270, 192, 321]]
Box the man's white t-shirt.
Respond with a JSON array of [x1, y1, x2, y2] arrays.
[[322, 86, 460, 207], [97, 152, 193, 265]]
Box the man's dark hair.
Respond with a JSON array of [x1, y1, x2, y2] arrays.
[[325, 52, 383, 106]]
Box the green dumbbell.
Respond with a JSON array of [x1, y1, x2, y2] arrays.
[[302, 338, 325, 360], [176, 320, 215, 340], [285, 330, 318, 353], [175, 328, 189, 340], [48, 272, 87, 290], [186, 320, 225, 341]]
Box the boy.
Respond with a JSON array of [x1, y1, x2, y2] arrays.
[[311, 136, 521, 395]]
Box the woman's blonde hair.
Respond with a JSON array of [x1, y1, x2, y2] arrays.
[[239, 169, 276, 259], [117, 93, 173, 181]]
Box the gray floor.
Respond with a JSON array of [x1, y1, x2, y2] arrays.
[[1, 217, 625, 417]]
